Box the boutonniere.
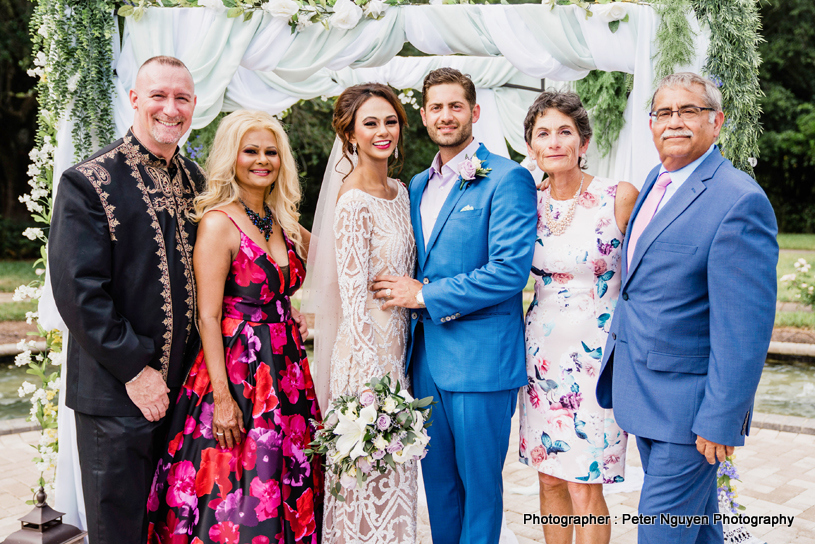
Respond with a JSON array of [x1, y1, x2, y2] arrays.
[[458, 155, 492, 190]]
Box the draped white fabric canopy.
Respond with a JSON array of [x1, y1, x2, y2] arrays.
[[42, 2, 709, 531]]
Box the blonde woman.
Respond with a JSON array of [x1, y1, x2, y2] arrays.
[[147, 110, 323, 543]]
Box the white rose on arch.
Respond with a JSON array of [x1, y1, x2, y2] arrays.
[[330, 0, 363, 30], [363, 0, 387, 19], [263, 0, 300, 20], [593, 2, 627, 22], [198, 0, 227, 11]]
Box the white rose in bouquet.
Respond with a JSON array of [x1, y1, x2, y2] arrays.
[[593, 2, 627, 23], [330, 0, 363, 30], [364, 0, 387, 18], [263, 0, 300, 19]]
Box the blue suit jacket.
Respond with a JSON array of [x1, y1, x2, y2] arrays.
[[596, 148, 778, 446], [407, 144, 537, 392]]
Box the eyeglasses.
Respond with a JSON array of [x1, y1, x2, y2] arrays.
[[649, 106, 715, 124]]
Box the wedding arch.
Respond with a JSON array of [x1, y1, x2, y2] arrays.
[[15, 0, 762, 532]]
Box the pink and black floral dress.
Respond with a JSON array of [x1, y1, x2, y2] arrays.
[[148, 212, 323, 544]]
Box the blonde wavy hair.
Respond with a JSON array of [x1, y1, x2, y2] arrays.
[[192, 110, 304, 256]]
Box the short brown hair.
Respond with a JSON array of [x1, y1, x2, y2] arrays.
[[421, 68, 477, 108], [138, 55, 191, 78], [523, 90, 592, 147], [332, 83, 408, 175]]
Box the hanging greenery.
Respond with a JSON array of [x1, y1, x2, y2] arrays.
[[650, 0, 696, 82], [575, 71, 631, 157], [693, 0, 763, 174], [17, 0, 117, 494]]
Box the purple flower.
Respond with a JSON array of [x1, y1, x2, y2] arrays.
[[357, 457, 372, 474], [386, 440, 403, 454], [250, 427, 283, 481], [282, 448, 311, 487], [559, 392, 583, 411], [199, 402, 214, 439], [215, 489, 260, 527], [372, 450, 386, 460], [359, 390, 376, 407], [376, 414, 391, 431], [175, 504, 200, 535], [458, 159, 477, 180]]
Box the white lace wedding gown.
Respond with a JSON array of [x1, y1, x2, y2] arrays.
[[323, 184, 419, 544]]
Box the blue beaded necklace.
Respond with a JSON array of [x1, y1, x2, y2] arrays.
[[239, 198, 274, 241]]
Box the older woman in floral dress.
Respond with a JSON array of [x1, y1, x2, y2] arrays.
[[518, 91, 638, 544]]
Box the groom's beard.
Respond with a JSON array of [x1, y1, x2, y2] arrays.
[[427, 119, 474, 149]]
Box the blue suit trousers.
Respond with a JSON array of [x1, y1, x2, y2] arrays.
[[412, 324, 517, 544], [636, 437, 723, 544]]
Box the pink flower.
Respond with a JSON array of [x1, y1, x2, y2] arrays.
[[279, 358, 305, 404], [458, 159, 477, 180], [546, 406, 573, 432], [250, 476, 282, 521], [209, 521, 240, 544], [166, 461, 196, 508], [578, 192, 598, 208], [359, 390, 376, 407], [552, 273, 574, 284], [530, 445, 548, 465], [593, 259, 608, 276]]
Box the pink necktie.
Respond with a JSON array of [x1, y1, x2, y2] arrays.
[[627, 172, 672, 268]]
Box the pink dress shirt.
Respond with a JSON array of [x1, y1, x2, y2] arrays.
[[420, 139, 481, 248]]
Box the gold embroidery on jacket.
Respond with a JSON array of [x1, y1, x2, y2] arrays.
[[75, 161, 120, 241]]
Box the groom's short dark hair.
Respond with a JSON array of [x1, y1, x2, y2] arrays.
[[422, 68, 476, 108]]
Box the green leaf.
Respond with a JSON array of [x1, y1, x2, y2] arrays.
[[117, 5, 135, 17], [243, 10, 253, 21], [227, 7, 244, 17], [622, 14, 629, 23], [133, 7, 146, 22], [414, 396, 433, 408], [608, 20, 620, 33]]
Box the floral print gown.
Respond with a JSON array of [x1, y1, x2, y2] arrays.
[[148, 212, 323, 544], [519, 177, 627, 484]]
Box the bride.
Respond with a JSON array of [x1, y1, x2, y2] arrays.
[[304, 83, 418, 543]]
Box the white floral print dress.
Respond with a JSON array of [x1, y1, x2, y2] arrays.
[[519, 176, 627, 484]]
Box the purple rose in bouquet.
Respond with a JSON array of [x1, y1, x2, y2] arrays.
[[376, 414, 391, 431], [359, 389, 376, 407]]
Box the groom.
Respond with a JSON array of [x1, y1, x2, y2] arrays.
[[374, 68, 537, 544]]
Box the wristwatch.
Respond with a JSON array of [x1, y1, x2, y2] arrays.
[[415, 288, 425, 308]]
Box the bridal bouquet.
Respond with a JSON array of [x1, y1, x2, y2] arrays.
[[307, 373, 433, 499]]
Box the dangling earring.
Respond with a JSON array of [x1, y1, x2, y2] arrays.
[[352, 142, 357, 157], [579, 153, 586, 168], [394, 146, 399, 160]]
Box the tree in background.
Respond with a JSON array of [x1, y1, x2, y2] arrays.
[[754, 0, 815, 232]]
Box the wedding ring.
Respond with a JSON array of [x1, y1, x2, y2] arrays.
[[385, 288, 392, 297], [215, 432, 224, 436]]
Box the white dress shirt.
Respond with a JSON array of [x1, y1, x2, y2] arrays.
[[420, 139, 481, 248], [655, 144, 716, 214]]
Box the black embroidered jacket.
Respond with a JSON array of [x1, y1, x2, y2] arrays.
[[50, 130, 205, 416]]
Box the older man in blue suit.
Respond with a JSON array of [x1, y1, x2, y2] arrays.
[[373, 68, 537, 544], [596, 72, 778, 543]]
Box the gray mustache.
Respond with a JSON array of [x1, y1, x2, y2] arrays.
[[662, 129, 694, 139]]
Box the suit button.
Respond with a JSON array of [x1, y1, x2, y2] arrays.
[[612, 333, 617, 340], [411, 312, 418, 320], [423, 278, 430, 284], [622, 292, 629, 301], [455, 313, 460, 317]]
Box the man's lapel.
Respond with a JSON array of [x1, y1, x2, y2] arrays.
[[411, 170, 430, 267], [422, 144, 487, 263], [624, 150, 725, 288]]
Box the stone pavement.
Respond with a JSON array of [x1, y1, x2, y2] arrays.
[[2, 419, 815, 543]]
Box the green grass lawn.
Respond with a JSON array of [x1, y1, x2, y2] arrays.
[[775, 311, 815, 329], [778, 233, 815, 251], [0, 260, 38, 292], [0, 301, 37, 322]]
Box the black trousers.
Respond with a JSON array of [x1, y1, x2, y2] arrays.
[[75, 394, 177, 544]]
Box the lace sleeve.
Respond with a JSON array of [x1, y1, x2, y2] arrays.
[[334, 194, 379, 389]]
